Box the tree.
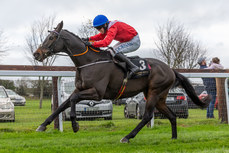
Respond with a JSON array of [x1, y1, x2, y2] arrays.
[[0, 79, 15, 90], [153, 19, 207, 69], [77, 19, 98, 38], [15, 78, 30, 96], [25, 15, 57, 66], [31, 79, 52, 98], [25, 15, 57, 108]]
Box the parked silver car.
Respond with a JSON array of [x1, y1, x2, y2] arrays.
[[61, 81, 113, 120], [6, 89, 26, 106], [124, 88, 189, 119], [63, 100, 113, 120], [0, 86, 15, 122]]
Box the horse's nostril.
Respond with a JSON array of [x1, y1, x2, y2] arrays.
[[33, 53, 42, 61], [33, 53, 39, 58]]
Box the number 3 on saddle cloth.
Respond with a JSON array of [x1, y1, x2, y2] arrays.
[[114, 56, 151, 79]]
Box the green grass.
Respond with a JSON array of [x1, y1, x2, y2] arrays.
[[1, 99, 229, 153]]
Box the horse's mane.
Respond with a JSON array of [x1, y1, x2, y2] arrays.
[[63, 29, 82, 41], [62, 29, 104, 52]]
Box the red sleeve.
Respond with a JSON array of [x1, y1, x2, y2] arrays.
[[92, 26, 117, 48], [89, 33, 106, 41]]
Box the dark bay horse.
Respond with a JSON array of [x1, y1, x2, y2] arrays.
[[33, 21, 211, 143]]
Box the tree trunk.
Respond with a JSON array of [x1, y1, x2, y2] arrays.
[[216, 78, 228, 123]]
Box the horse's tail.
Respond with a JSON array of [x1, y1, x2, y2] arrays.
[[172, 69, 211, 108]]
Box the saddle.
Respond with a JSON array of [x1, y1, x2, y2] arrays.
[[114, 56, 151, 79]]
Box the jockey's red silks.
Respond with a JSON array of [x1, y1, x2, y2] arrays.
[[89, 21, 138, 48]]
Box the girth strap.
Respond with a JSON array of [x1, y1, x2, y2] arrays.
[[115, 77, 128, 100]]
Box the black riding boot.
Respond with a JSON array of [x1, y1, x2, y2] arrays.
[[114, 53, 140, 77]]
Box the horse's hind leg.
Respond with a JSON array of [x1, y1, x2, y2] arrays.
[[120, 92, 158, 143], [156, 103, 177, 139]]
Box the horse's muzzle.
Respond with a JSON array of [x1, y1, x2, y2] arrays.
[[33, 52, 43, 62]]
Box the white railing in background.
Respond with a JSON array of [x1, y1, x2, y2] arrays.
[[0, 66, 228, 130]]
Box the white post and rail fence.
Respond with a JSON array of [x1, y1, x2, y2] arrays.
[[0, 65, 228, 131]]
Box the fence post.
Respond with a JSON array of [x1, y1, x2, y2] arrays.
[[225, 78, 229, 124], [216, 78, 228, 123], [57, 77, 63, 132], [146, 113, 154, 128], [52, 77, 61, 130], [150, 113, 154, 128]]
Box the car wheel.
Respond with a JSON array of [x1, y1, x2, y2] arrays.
[[104, 116, 112, 120], [12, 113, 15, 122], [124, 105, 129, 118], [183, 115, 188, 119], [136, 105, 142, 119], [183, 112, 189, 119]]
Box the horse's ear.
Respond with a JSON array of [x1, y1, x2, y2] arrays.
[[55, 21, 63, 32]]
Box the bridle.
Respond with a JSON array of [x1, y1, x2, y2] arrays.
[[40, 30, 101, 58], [39, 30, 61, 57], [37, 29, 112, 69]]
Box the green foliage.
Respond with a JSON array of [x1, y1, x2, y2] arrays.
[[31, 79, 52, 98], [0, 79, 15, 90], [1, 100, 229, 153], [16, 84, 27, 96]]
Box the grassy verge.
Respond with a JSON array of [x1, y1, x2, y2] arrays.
[[0, 99, 229, 153]]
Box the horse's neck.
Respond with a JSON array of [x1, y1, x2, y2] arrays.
[[69, 48, 111, 67], [61, 31, 89, 66], [62, 30, 111, 67]]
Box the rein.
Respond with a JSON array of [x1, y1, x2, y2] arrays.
[[77, 60, 112, 69], [47, 30, 101, 57], [72, 46, 101, 57], [54, 46, 101, 57]]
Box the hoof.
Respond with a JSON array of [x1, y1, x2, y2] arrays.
[[72, 121, 79, 133], [120, 137, 129, 143], [36, 125, 46, 132]]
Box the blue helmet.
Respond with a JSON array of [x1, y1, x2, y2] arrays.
[[93, 15, 109, 27]]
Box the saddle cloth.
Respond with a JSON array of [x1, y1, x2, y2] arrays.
[[115, 56, 151, 79]]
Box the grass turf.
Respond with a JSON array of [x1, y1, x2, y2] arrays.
[[0, 99, 229, 153]]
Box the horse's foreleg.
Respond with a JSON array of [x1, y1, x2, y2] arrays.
[[36, 97, 71, 132], [70, 93, 79, 133], [70, 88, 99, 133], [120, 94, 158, 143]]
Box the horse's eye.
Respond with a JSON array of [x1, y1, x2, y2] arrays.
[[49, 36, 54, 40]]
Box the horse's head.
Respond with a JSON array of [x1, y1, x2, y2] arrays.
[[33, 21, 65, 62]]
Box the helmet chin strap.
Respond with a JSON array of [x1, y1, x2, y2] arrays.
[[103, 23, 108, 32]]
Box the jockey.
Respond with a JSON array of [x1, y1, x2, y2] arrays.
[[83, 14, 140, 77]]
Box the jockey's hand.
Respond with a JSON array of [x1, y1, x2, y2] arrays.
[[84, 41, 92, 46], [82, 37, 89, 41]]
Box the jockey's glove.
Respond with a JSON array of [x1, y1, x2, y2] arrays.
[[82, 37, 89, 41], [84, 41, 92, 46]]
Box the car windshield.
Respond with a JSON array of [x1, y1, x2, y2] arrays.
[[6, 90, 17, 96], [135, 93, 145, 101], [169, 88, 184, 93], [0, 87, 8, 98]]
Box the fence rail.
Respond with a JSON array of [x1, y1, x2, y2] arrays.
[[0, 65, 229, 131]]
